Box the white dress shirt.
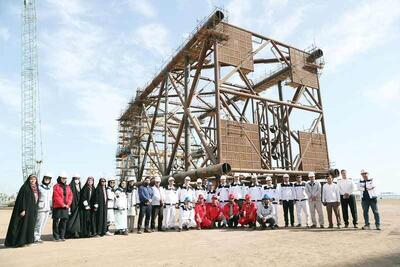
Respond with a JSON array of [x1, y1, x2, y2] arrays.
[[337, 178, 355, 195], [322, 183, 340, 203]]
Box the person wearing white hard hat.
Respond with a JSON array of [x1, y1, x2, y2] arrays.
[[151, 176, 165, 231], [114, 180, 128, 235], [216, 175, 230, 208], [337, 169, 358, 228], [163, 177, 178, 230], [66, 174, 82, 238], [248, 174, 263, 211], [34, 172, 53, 243], [178, 176, 195, 205], [105, 177, 116, 236], [359, 169, 381, 230], [293, 175, 311, 227], [262, 176, 279, 227], [279, 174, 295, 227], [206, 181, 216, 204], [126, 176, 138, 233], [229, 173, 247, 209], [305, 172, 324, 228], [195, 178, 206, 202]]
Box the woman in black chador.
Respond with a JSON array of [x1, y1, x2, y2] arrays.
[[92, 178, 108, 236], [5, 174, 39, 247], [66, 175, 82, 238], [80, 176, 96, 237]]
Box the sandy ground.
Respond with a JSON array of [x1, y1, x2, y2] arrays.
[[0, 200, 399, 267]]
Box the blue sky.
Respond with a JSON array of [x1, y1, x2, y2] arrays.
[[0, 0, 399, 194]]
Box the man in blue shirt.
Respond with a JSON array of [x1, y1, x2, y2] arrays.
[[137, 177, 154, 233]]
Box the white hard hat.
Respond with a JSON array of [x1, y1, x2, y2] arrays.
[[233, 173, 240, 177], [108, 177, 116, 181], [360, 169, 368, 174], [168, 177, 175, 182], [196, 178, 202, 183], [220, 175, 226, 180], [184, 176, 191, 181], [127, 176, 136, 182], [251, 174, 257, 179], [155, 176, 161, 182], [59, 171, 68, 178], [265, 176, 272, 181], [73, 174, 81, 178], [308, 172, 315, 177], [43, 172, 53, 178], [283, 174, 289, 178]]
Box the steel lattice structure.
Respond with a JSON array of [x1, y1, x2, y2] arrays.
[[21, 0, 39, 181], [117, 10, 334, 183]]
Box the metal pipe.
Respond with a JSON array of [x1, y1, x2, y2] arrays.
[[161, 163, 231, 185]]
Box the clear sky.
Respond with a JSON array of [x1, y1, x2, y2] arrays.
[[0, 0, 399, 194]]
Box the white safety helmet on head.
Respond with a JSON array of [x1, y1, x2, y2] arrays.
[[72, 173, 81, 178], [233, 173, 240, 177], [59, 171, 68, 178], [184, 176, 191, 181], [168, 176, 175, 182], [283, 174, 289, 178], [127, 176, 136, 182], [360, 169, 368, 174], [220, 175, 226, 180], [196, 178, 202, 183], [108, 177, 116, 181], [155, 176, 161, 183], [265, 176, 272, 181], [251, 174, 257, 179], [308, 172, 315, 178]]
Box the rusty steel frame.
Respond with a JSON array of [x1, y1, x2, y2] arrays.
[[116, 9, 331, 182]]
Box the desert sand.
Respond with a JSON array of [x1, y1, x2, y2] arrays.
[[0, 199, 399, 267]]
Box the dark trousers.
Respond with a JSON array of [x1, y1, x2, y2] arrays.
[[326, 202, 341, 227], [53, 218, 67, 240], [151, 205, 163, 230], [257, 217, 276, 228], [227, 215, 239, 228], [340, 194, 358, 226], [138, 203, 152, 230], [282, 200, 294, 226], [361, 198, 380, 226]]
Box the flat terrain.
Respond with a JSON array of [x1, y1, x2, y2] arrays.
[[0, 200, 399, 267]]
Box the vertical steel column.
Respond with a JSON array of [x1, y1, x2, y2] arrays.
[[164, 74, 168, 175], [278, 81, 289, 170], [184, 55, 190, 171], [213, 40, 222, 164]]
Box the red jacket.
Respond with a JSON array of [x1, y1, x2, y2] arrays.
[[206, 203, 223, 221], [195, 203, 207, 220], [53, 183, 73, 209], [240, 202, 257, 220], [223, 202, 240, 218]]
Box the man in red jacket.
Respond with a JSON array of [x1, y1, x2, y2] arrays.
[[194, 194, 212, 229], [223, 194, 240, 228], [207, 195, 225, 228], [239, 194, 257, 229], [52, 172, 73, 241]]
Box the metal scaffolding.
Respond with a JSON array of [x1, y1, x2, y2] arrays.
[[116, 10, 333, 183]]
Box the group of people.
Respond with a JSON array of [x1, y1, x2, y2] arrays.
[[4, 168, 381, 247]]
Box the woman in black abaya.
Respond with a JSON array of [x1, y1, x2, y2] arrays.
[[5, 174, 39, 247]]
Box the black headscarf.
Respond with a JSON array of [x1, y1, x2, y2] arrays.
[[57, 176, 67, 202]]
